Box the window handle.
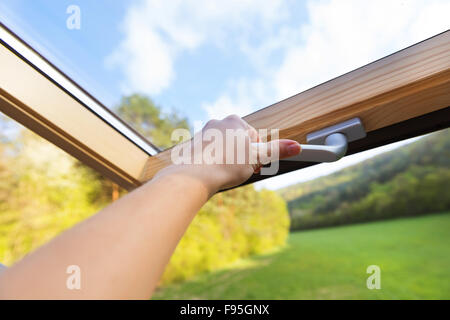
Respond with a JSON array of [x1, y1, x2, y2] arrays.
[[254, 117, 366, 164], [285, 132, 348, 162], [286, 117, 366, 162]]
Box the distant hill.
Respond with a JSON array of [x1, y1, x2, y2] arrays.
[[278, 129, 450, 231]]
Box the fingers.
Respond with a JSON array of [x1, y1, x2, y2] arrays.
[[247, 125, 259, 143], [204, 115, 301, 168], [223, 114, 246, 129]]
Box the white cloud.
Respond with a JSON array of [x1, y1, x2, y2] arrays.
[[107, 0, 287, 96], [108, 0, 449, 124], [273, 0, 450, 99], [202, 0, 449, 186], [106, 11, 175, 95], [106, 0, 449, 187], [203, 0, 450, 119], [203, 78, 271, 119]]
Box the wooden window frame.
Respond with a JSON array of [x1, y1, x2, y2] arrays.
[[1, 22, 449, 190], [0, 23, 159, 190]]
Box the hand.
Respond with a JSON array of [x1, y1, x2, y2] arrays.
[[155, 115, 301, 196]]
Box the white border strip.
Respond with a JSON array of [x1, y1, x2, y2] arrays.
[[0, 25, 159, 156]]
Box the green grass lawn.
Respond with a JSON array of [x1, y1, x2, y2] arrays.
[[154, 213, 450, 299]]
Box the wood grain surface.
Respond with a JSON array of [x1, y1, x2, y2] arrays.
[[140, 31, 450, 184]]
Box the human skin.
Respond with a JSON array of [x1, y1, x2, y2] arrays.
[[0, 115, 301, 299]]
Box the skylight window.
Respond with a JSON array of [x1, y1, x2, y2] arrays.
[[0, 1, 449, 190]]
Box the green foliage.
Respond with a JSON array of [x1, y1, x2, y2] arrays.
[[154, 213, 450, 299], [284, 129, 450, 231], [0, 130, 105, 264], [0, 96, 290, 285], [116, 94, 190, 149], [161, 186, 289, 284]]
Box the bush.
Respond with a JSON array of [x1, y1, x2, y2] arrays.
[[160, 186, 290, 284], [0, 131, 290, 286]]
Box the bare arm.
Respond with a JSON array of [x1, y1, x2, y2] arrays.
[[0, 115, 300, 299]]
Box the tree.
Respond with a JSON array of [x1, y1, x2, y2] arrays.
[[106, 94, 191, 200], [0, 128, 104, 264], [285, 129, 450, 231], [0, 96, 291, 285], [116, 94, 190, 149]]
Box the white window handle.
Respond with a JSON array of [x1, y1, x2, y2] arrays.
[[284, 132, 348, 162], [253, 117, 366, 163]]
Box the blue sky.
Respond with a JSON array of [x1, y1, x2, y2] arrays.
[[1, 0, 449, 189], [0, 0, 309, 121]]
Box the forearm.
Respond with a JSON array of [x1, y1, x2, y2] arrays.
[[0, 170, 211, 299], [0, 115, 300, 300]]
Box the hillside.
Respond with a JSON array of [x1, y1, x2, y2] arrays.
[[154, 214, 450, 299], [278, 129, 450, 230]]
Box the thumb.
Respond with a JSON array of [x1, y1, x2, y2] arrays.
[[253, 139, 301, 165], [278, 139, 302, 160]]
